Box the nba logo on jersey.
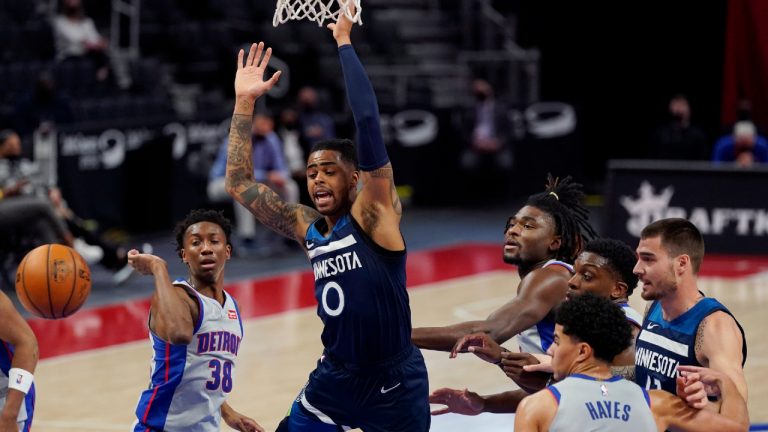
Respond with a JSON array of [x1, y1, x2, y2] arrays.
[[228, 309, 237, 320]]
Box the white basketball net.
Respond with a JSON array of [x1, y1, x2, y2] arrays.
[[273, 0, 362, 27]]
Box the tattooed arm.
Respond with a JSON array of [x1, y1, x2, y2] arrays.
[[225, 42, 319, 243], [695, 311, 748, 403]]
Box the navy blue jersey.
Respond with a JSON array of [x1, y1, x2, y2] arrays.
[[306, 213, 411, 365], [635, 297, 746, 394]]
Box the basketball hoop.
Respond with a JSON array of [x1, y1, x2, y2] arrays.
[[273, 0, 362, 27]]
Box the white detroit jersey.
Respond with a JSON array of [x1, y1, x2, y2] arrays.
[[547, 375, 656, 432], [517, 259, 573, 355], [133, 280, 243, 431]]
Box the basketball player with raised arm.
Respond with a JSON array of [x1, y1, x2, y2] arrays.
[[224, 10, 429, 432], [0, 290, 38, 432], [515, 293, 749, 432], [633, 218, 747, 403], [413, 175, 596, 392], [128, 209, 263, 432]]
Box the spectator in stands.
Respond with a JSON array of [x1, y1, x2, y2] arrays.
[[297, 86, 336, 157], [0, 129, 74, 249], [52, 0, 111, 82], [461, 79, 513, 170], [277, 107, 312, 205], [13, 71, 74, 137], [208, 112, 299, 255], [712, 120, 768, 167], [649, 94, 709, 160], [0, 129, 140, 284]]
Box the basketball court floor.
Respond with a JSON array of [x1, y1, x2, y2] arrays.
[[22, 241, 768, 431]]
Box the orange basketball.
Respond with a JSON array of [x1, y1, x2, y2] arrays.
[[15, 244, 92, 319]]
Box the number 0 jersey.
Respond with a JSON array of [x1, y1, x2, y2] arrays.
[[134, 280, 243, 432], [306, 213, 412, 365]]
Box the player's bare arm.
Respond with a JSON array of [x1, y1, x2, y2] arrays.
[[354, 163, 403, 247], [221, 401, 264, 432], [429, 387, 528, 416], [651, 368, 749, 432], [225, 42, 318, 243], [514, 390, 555, 432], [485, 267, 569, 342], [695, 311, 748, 402], [328, 5, 404, 250], [129, 250, 198, 344], [0, 291, 38, 426], [413, 268, 568, 351]]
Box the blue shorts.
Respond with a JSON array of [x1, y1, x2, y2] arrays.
[[288, 345, 430, 432]]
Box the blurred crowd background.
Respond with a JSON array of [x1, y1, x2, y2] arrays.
[[1, 0, 766, 286]]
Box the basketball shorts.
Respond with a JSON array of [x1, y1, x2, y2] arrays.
[[287, 345, 429, 432]]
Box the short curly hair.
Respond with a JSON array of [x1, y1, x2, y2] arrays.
[[583, 238, 639, 296], [555, 292, 632, 363], [173, 209, 233, 259]]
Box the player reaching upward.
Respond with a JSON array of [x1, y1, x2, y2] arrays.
[[129, 209, 262, 432], [0, 290, 38, 432], [224, 7, 429, 432]]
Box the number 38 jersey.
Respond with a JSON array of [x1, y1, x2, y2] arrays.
[[134, 280, 243, 432], [306, 213, 412, 366]]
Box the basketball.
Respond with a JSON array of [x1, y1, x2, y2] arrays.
[[15, 244, 92, 319]]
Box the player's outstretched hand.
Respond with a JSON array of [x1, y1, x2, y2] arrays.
[[326, 1, 354, 46], [521, 353, 553, 373], [234, 42, 282, 101], [127, 249, 166, 276], [429, 387, 484, 416], [500, 351, 551, 393], [450, 332, 502, 363], [676, 365, 724, 409], [223, 409, 265, 432]]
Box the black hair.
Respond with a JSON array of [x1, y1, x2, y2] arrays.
[[641, 218, 704, 274], [556, 292, 633, 363], [583, 238, 639, 296], [525, 174, 597, 262], [0, 129, 16, 145], [173, 209, 233, 259], [309, 138, 358, 168]]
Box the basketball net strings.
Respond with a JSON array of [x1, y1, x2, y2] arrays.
[[273, 0, 362, 27]]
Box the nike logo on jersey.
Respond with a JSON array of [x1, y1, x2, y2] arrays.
[[380, 383, 401, 394], [306, 241, 315, 249], [647, 323, 659, 329]]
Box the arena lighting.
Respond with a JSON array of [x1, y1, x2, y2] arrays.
[[525, 101, 576, 138]]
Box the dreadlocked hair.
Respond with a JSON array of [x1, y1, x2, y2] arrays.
[[526, 174, 597, 262]]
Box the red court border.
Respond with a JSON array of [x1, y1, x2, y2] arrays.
[[28, 243, 768, 359]]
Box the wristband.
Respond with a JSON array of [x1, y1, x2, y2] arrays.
[[8, 368, 34, 394]]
